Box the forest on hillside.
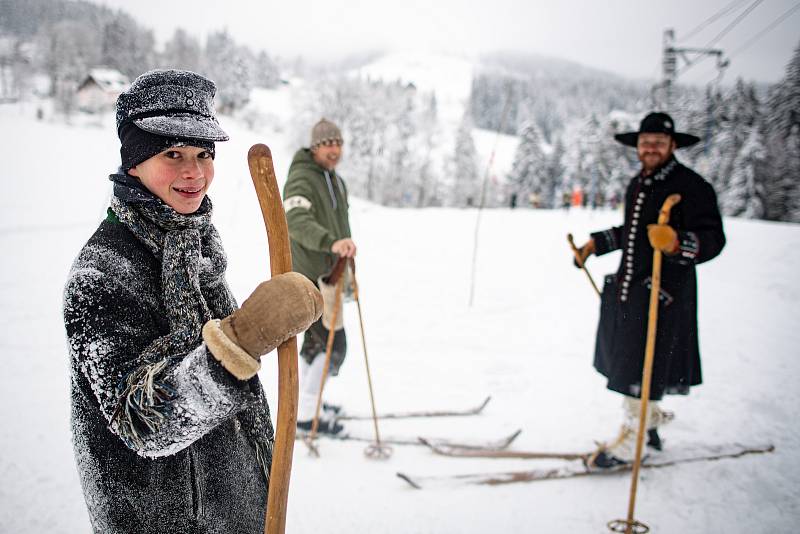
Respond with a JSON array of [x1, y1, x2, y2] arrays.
[[1, 0, 798, 222]]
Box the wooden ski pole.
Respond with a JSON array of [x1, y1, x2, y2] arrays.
[[349, 258, 393, 460], [608, 194, 681, 534], [304, 271, 345, 457], [567, 233, 601, 297], [247, 144, 297, 534]]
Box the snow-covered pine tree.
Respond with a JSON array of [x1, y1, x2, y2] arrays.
[[764, 41, 800, 222], [708, 79, 762, 195], [542, 137, 566, 208], [507, 120, 546, 207], [469, 75, 519, 135], [451, 108, 480, 207], [342, 82, 379, 202], [680, 86, 723, 178], [784, 125, 800, 222], [721, 124, 767, 218], [100, 11, 155, 79], [589, 116, 636, 208], [161, 29, 202, 73], [415, 92, 441, 207], [253, 51, 280, 89], [384, 82, 417, 206], [203, 30, 253, 113]]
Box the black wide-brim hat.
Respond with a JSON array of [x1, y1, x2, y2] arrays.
[[116, 69, 229, 142], [614, 112, 700, 148]]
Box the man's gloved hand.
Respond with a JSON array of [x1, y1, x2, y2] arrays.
[[203, 272, 323, 380], [573, 239, 595, 268], [647, 224, 679, 255]]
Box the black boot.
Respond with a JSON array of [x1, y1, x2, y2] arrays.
[[322, 402, 343, 415], [647, 428, 662, 451], [591, 450, 630, 469], [297, 418, 345, 436]]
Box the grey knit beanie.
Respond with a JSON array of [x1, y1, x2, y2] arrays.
[[310, 118, 343, 149]]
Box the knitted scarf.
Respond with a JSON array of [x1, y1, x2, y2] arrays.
[[109, 173, 273, 481]]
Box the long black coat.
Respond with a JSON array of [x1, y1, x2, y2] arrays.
[[64, 211, 272, 533], [591, 157, 725, 400]]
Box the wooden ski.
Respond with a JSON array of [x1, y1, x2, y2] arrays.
[[297, 428, 522, 450], [337, 395, 492, 421], [397, 442, 775, 489], [419, 437, 588, 461]]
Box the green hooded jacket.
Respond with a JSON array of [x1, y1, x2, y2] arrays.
[[283, 148, 351, 283]]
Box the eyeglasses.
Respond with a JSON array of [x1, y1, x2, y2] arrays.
[[320, 139, 343, 147]]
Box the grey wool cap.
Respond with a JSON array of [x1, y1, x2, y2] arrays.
[[116, 69, 229, 142], [310, 118, 343, 148]]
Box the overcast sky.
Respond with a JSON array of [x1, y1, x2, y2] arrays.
[[97, 0, 799, 85]]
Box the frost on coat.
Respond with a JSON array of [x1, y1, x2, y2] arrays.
[[64, 215, 272, 534]]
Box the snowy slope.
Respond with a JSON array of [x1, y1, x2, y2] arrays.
[[1, 101, 799, 533], [351, 52, 474, 126], [349, 52, 520, 193]]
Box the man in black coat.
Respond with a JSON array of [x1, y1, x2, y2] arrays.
[[574, 112, 726, 467]]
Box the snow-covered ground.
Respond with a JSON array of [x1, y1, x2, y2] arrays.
[[1, 100, 799, 533]]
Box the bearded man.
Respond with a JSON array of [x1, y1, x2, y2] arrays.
[[574, 112, 726, 467]]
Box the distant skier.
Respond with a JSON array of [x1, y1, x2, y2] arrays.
[[283, 118, 356, 435], [63, 69, 322, 533], [573, 112, 726, 467]]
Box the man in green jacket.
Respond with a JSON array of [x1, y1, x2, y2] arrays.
[[284, 118, 356, 435]]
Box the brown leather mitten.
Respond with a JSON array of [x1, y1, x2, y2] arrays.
[[647, 224, 679, 255], [203, 272, 323, 380]]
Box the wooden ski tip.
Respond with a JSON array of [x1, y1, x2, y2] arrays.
[[416, 437, 442, 453], [567, 233, 575, 243], [507, 428, 523, 443], [396, 472, 423, 490], [248, 143, 272, 159], [477, 396, 491, 412]]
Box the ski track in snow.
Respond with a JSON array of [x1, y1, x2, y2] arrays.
[[1, 100, 799, 533]]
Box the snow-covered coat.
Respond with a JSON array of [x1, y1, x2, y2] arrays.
[[591, 157, 726, 400], [63, 178, 273, 534]]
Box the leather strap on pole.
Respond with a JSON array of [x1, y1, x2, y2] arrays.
[[568, 233, 602, 297]]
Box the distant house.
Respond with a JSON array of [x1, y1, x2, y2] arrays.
[[76, 68, 129, 113]]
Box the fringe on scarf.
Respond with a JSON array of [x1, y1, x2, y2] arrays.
[[111, 359, 175, 450], [254, 439, 273, 486]]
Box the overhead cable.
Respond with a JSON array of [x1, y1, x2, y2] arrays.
[[676, 0, 765, 77], [679, 0, 750, 43], [729, 2, 800, 58], [700, 1, 800, 84]]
